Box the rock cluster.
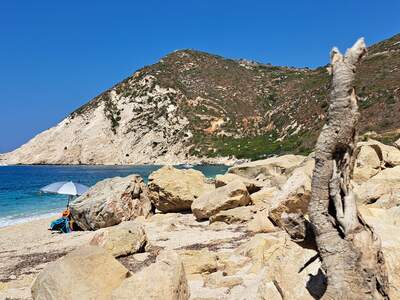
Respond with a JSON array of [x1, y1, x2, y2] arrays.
[[30, 140, 400, 299]]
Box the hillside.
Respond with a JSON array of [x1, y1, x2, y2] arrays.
[[1, 34, 399, 165]]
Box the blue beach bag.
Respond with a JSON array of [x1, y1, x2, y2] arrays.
[[50, 217, 71, 233]]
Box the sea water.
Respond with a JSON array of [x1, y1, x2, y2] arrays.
[[0, 164, 228, 228]]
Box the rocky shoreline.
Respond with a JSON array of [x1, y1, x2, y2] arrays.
[[0, 154, 239, 167], [1, 138, 400, 299]]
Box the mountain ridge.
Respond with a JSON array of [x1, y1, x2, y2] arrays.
[[1, 34, 399, 165]]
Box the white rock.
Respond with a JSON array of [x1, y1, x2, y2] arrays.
[[269, 159, 314, 227]]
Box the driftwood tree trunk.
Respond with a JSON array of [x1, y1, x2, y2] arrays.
[[309, 38, 390, 299]]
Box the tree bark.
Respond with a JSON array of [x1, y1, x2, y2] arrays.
[[309, 38, 390, 299]]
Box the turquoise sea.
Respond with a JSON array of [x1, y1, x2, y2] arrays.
[[0, 165, 228, 228]]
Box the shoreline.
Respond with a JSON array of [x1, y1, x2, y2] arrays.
[[0, 212, 60, 229], [0, 155, 239, 167], [0, 161, 239, 167], [0, 163, 233, 231]]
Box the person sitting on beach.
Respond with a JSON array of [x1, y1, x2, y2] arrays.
[[49, 209, 75, 233]]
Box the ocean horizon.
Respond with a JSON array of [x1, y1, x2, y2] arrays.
[[0, 164, 228, 228]]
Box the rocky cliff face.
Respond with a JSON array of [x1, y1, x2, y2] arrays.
[[1, 75, 196, 165], [1, 34, 399, 165]]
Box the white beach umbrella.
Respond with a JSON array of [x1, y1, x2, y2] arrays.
[[40, 181, 89, 207]]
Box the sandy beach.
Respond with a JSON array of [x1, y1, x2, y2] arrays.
[[0, 217, 95, 300]]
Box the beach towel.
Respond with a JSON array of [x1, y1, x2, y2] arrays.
[[50, 217, 71, 233]]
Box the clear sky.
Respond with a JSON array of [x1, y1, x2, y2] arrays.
[[0, 0, 399, 152]]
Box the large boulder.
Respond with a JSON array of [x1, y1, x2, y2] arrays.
[[353, 144, 381, 183], [111, 250, 190, 300], [90, 221, 146, 257], [354, 166, 400, 207], [70, 175, 152, 230], [148, 166, 213, 212], [215, 173, 264, 193], [269, 159, 314, 227], [228, 155, 306, 180], [353, 140, 400, 184], [358, 139, 400, 167], [31, 246, 130, 300], [209, 206, 257, 224], [191, 180, 251, 220]]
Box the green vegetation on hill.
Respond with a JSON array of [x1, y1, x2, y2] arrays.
[[190, 132, 314, 160], [68, 34, 400, 161]]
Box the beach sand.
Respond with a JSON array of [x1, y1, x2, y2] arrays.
[[0, 217, 95, 300]]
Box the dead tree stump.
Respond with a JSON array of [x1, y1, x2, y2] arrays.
[[309, 38, 390, 300]]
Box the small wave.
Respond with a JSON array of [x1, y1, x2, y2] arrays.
[[0, 211, 60, 228]]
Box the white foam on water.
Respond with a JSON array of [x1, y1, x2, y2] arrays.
[[0, 211, 60, 228]]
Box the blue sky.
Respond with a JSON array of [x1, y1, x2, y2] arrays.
[[0, 0, 399, 152]]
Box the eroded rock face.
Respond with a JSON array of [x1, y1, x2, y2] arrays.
[[31, 246, 129, 300], [228, 155, 306, 180], [148, 166, 213, 212], [1, 75, 194, 165], [111, 250, 190, 300], [89, 221, 146, 257], [191, 180, 251, 220], [360, 207, 400, 299], [269, 159, 314, 227], [70, 175, 152, 230], [354, 166, 400, 207]]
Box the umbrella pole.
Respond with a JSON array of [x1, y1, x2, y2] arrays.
[[67, 195, 71, 209]]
